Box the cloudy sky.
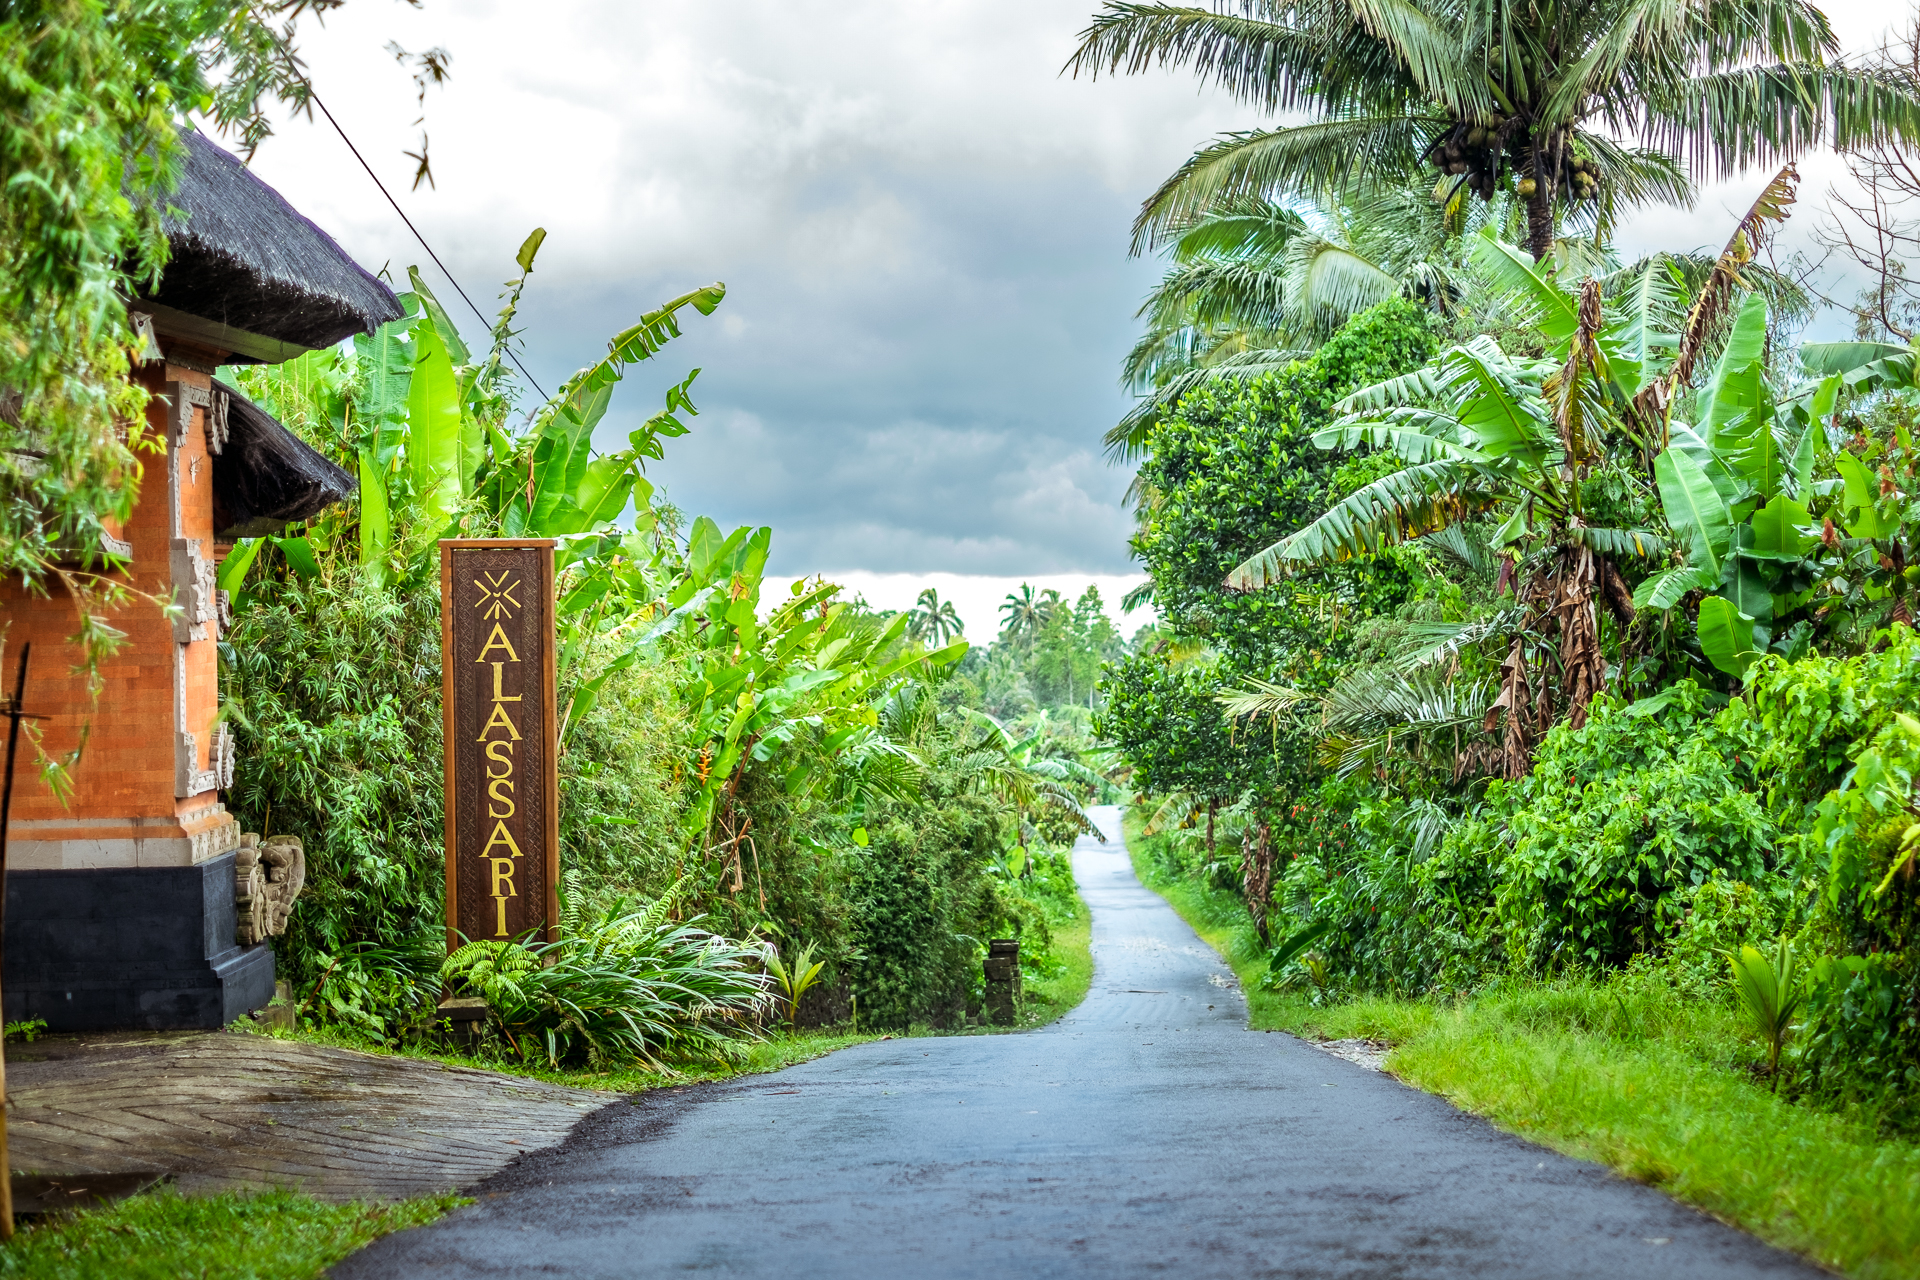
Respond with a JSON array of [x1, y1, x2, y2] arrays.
[[242, 0, 1899, 638]]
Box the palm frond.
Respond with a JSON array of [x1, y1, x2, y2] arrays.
[[1066, 3, 1424, 123], [1229, 459, 1497, 586], [1390, 608, 1525, 672], [1282, 236, 1405, 334], [1106, 345, 1312, 461], [1216, 676, 1314, 726], [1133, 114, 1440, 252], [1645, 64, 1920, 181], [1318, 665, 1495, 779], [1417, 523, 1496, 579]]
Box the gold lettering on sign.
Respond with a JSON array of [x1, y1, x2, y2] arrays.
[[443, 540, 558, 957], [474, 574, 524, 937]]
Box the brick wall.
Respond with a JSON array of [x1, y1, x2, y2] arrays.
[[0, 353, 235, 868]]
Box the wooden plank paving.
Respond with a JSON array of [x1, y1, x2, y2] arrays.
[[3, 1030, 611, 1201]]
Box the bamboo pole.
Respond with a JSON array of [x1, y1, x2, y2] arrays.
[[0, 643, 35, 1239]]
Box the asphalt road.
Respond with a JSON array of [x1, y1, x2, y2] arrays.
[[337, 807, 1824, 1279]]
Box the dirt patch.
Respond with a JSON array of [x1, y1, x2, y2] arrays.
[[1309, 1038, 1393, 1072]]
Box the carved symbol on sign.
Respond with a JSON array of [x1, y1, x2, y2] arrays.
[[474, 571, 521, 619]]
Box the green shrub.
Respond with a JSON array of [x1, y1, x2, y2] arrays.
[[228, 567, 696, 987], [1484, 683, 1787, 971], [1797, 952, 1920, 1120], [442, 893, 773, 1069], [225, 573, 447, 984], [847, 792, 1005, 1029], [1665, 874, 1783, 995]]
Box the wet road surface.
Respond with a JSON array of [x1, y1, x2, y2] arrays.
[[336, 806, 1823, 1278]]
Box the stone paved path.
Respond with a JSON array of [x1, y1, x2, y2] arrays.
[[7, 1029, 602, 1200], [336, 807, 1824, 1278]]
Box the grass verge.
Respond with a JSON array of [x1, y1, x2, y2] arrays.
[[1125, 809, 1920, 1280], [0, 1187, 463, 1280], [1018, 885, 1094, 1030], [258, 1022, 877, 1092]]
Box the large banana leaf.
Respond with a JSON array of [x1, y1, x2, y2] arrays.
[[1654, 446, 1732, 584], [1231, 460, 1490, 584], [358, 449, 391, 580], [1719, 557, 1773, 632], [1470, 230, 1578, 349], [1565, 526, 1668, 559], [1313, 414, 1484, 464], [1447, 347, 1553, 464], [1697, 293, 1769, 445], [407, 268, 473, 366], [1668, 422, 1744, 508], [1801, 340, 1912, 384], [1633, 565, 1712, 611], [1747, 496, 1815, 560], [1834, 452, 1897, 540], [352, 312, 415, 468], [1697, 595, 1757, 677], [1602, 254, 1683, 394], [1715, 408, 1784, 503], [1333, 364, 1447, 414], [407, 320, 463, 533]]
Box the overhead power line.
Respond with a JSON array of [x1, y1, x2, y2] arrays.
[[304, 88, 550, 402]]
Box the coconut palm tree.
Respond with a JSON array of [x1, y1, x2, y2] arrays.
[[1068, 0, 1920, 261], [998, 584, 1049, 640], [907, 587, 965, 646]]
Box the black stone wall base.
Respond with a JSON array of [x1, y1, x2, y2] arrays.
[[2, 852, 275, 1031]]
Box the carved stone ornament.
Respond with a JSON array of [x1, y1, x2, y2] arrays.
[[164, 380, 210, 449], [169, 538, 217, 642]]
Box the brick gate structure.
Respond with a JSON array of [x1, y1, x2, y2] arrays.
[[0, 128, 401, 1030]]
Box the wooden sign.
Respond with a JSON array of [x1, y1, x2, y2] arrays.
[[440, 539, 559, 950]]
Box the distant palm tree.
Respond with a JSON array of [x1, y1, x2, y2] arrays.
[[907, 588, 965, 646], [999, 584, 1045, 640]]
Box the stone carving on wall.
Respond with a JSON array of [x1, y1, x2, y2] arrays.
[[169, 538, 217, 643], [163, 380, 209, 449], [235, 833, 306, 947]]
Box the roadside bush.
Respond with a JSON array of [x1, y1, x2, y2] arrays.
[[1483, 684, 1787, 971], [847, 791, 1006, 1029], [229, 566, 702, 988], [442, 890, 774, 1069], [225, 572, 446, 985]]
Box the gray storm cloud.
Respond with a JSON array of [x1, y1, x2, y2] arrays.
[[237, 0, 1249, 579], [237, 0, 1898, 581]]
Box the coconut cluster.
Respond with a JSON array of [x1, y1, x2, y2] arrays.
[[1424, 121, 1509, 202], [1425, 122, 1603, 204]]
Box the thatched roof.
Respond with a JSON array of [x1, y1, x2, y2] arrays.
[[138, 129, 403, 364], [211, 382, 357, 539]]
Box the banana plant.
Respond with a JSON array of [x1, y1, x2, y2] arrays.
[[639, 515, 966, 864], [1226, 229, 1670, 768], [1632, 292, 1826, 676]]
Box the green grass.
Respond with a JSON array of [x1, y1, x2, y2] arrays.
[[256, 1020, 878, 1092], [1125, 810, 1920, 1280], [0, 1187, 463, 1280], [1019, 887, 1094, 1030]]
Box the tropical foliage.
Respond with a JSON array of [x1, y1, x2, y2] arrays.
[[222, 236, 1102, 1058], [0, 0, 436, 664], [1100, 94, 1920, 1131]]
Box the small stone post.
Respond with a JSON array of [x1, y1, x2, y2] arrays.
[[984, 938, 1021, 1026]]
